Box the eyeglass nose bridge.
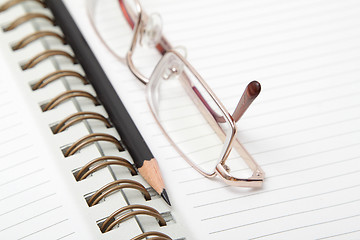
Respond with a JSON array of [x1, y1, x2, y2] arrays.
[[125, 0, 149, 84], [126, 52, 149, 84], [121, 0, 187, 86], [124, 0, 165, 85]]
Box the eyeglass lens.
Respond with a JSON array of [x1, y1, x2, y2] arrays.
[[147, 52, 253, 178]]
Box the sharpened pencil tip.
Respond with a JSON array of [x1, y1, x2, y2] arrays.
[[161, 189, 171, 206]]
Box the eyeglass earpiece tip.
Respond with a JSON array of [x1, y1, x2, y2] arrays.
[[247, 81, 261, 98]]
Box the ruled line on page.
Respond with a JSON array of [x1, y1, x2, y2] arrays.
[[186, 154, 360, 196], [56, 232, 76, 240], [141, 73, 359, 114], [0, 205, 63, 232], [201, 183, 360, 221], [0, 168, 45, 187], [0, 121, 22, 133], [259, 155, 359, 180], [17, 218, 69, 240], [317, 229, 360, 240], [162, 109, 360, 156], [209, 198, 360, 234], [141, 83, 360, 125], [191, 14, 360, 56], [0, 112, 17, 122], [215, 68, 360, 107], [243, 102, 360, 132], [0, 180, 50, 202], [134, 1, 360, 68], [146, 0, 286, 22], [184, 154, 360, 196], [148, 100, 360, 139], [178, 141, 360, 183], [193, 169, 360, 209], [131, 54, 360, 108], [0, 193, 56, 217], [96, 1, 360, 62], [0, 100, 13, 108], [0, 156, 38, 173], [251, 129, 360, 156], [166, 125, 360, 166], [130, 29, 360, 75], [206, 56, 360, 95], [0, 144, 33, 159], [204, 44, 360, 85], [162, 0, 354, 36], [189, 19, 360, 68], [250, 214, 360, 240], [245, 77, 360, 106], [246, 90, 360, 121], [244, 116, 360, 144], [259, 142, 360, 168], [0, 133, 27, 145]]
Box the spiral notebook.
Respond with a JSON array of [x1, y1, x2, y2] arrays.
[[1, 0, 360, 239], [0, 0, 187, 239]]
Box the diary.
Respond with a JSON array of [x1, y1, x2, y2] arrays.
[[0, 0, 186, 239]]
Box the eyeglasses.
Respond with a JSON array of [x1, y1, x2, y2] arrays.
[[87, 0, 265, 187]]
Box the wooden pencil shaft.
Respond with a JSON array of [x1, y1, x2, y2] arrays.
[[44, 0, 168, 200], [45, 0, 153, 166]]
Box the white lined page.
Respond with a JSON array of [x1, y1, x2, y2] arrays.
[[0, 57, 78, 239], [0, 1, 183, 239], [67, 0, 360, 239]]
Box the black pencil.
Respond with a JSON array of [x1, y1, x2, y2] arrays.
[[45, 0, 170, 205]]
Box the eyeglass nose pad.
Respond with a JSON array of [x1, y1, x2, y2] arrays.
[[162, 54, 185, 80], [140, 13, 163, 47], [172, 45, 188, 59]]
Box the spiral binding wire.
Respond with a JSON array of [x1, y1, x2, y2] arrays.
[[3, 12, 54, 31], [53, 111, 110, 133], [32, 70, 87, 90], [76, 156, 137, 181], [131, 231, 172, 240], [12, 30, 66, 50], [0, 0, 45, 12], [22, 49, 77, 70], [42, 90, 100, 111], [87, 179, 150, 206], [63, 133, 125, 157], [100, 204, 167, 233], [1, 0, 176, 238]]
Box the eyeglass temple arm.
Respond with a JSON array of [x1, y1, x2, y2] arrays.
[[191, 86, 226, 123], [192, 81, 260, 123], [119, 0, 134, 28], [232, 81, 261, 122]]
